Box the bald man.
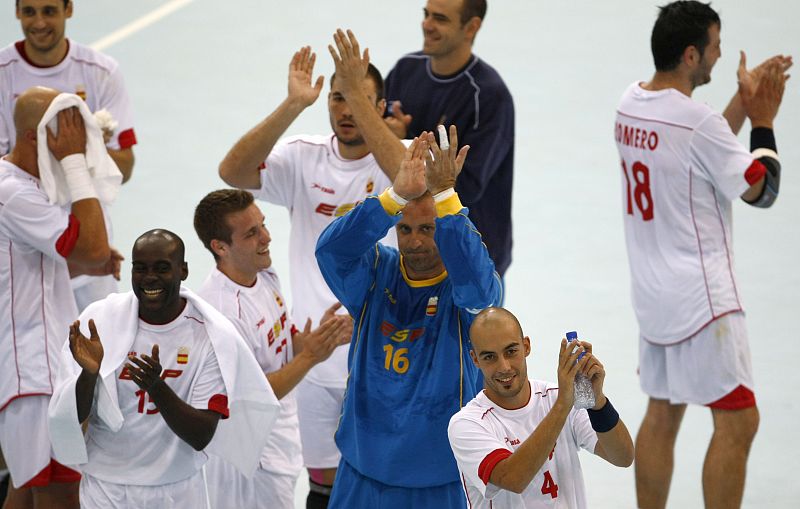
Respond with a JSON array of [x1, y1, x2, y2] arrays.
[[0, 86, 113, 508], [448, 308, 634, 508]]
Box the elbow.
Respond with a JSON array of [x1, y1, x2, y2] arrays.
[[616, 447, 635, 468], [218, 162, 234, 186], [189, 431, 215, 451], [81, 244, 111, 267]]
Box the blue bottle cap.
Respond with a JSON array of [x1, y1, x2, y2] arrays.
[[566, 331, 578, 341]]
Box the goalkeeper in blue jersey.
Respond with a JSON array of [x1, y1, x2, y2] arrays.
[[316, 126, 502, 508]]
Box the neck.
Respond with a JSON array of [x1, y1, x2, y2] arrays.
[[139, 298, 187, 325], [217, 262, 257, 288], [23, 38, 69, 68], [488, 380, 532, 410], [5, 145, 39, 177], [430, 47, 473, 76], [643, 71, 693, 97], [336, 139, 370, 160], [401, 258, 445, 282]]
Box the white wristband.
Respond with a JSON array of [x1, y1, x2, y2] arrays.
[[61, 154, 98, 202], [433, 187, 455, 203], [388, 186, 409, 206]]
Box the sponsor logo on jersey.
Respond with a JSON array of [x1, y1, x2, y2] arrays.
[[75, 84, 87, 101], [426, 296, 438, 316], [315, 201, 363, 217], [312, 183, 336, 194], [380, 321, 425, 343], [366, 180, 374, 193], [256, 317, 266, 329], [177, 346, 189, 364], [505, 436, 521, 446]]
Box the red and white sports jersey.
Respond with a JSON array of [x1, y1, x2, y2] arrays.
[[199, 267, 302, 476], [82, 301, 228, 486], [255, 133, 396, 388], [448, 381, 598, 508], [614, 82, 763, 344], [0, 158, 77, 410], [0, 40, 137, 155]]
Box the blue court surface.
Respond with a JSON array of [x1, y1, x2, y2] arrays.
[[2, 1, 798, 507]]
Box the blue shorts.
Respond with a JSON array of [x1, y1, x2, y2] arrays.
[[329, 459, 465, 509]]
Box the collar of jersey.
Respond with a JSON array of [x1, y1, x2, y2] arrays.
[[399, 256, 448, 287]]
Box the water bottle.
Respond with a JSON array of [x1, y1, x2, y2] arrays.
[[566, 331, 595, 410]]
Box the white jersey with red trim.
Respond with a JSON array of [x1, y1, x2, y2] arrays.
[[82, 301, 228, 486], [255, 133, 396, 388], [0, 158, 77, 410], [615, 82, 761, 344], [199, 267, 302, 476], [448, 381, 598, 509], [0, 39, 137, 155]]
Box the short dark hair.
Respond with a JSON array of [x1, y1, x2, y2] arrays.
[[460, 0, 487, 25], [16, 0, 70, 8], [651, 1, 720, 72], [194, 189, 255, 261], [133, 229, 185, 262], [330, 63, 385, 102]]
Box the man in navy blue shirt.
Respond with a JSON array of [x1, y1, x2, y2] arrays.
[[384, 0, 515, 278]]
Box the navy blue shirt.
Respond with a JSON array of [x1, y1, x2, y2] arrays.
[[385, 52, 515, 276]]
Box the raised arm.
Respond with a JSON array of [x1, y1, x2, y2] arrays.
[[47, 107, 110, 267], [580, 341, 634, 467], [219, 47, 325, 189], [489, 340, 585, 493], [69, 319, 104, 424], [126, 345, 220, 451], [722, 52, 792, 135], [328, 29, 406, 180]]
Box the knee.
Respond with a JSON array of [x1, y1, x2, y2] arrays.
[[714, 407, 759, 446]]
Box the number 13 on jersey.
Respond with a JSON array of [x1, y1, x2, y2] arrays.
[[621, 159, 654, 221]]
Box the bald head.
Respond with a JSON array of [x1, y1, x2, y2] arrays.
[[470, 307, 524, 350], [13, 86, 60, 134], [133, 229, 186, 262]]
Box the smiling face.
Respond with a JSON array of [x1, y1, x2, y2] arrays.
[[470, 308, 532, 409], [690, 23, 721, 89], [131, 231, 188, 325], [16, 0, 71, 57], [214, 203, 271, 286]]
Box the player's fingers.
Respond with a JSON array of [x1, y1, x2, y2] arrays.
[[455, 145, 470, 174], [347, 29, 360, 57], [308, 50, 317, 72], [325, 302, 343, 314], [392, 101, 404, 118], [448, 124, 459, 154], [152, 344, 160, 363], [363, 47, 370, 70], [327, 44, 340, 66], [333, 29, 347, 56], [303, 318, 312, 334], [88, 319, 100, 341], [127, 356, 149, 370]]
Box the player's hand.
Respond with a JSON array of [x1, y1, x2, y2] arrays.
[[328, 28, 369, 98], [69, 319, 103, 375], [556, 338, 587, 408], [393, 136, 429, 201], [126, 345, 163, 393], [424, 125, 469, 195], [76, 248, 124, 279], [739, 52, 791, 127], [294, 314, 352, 365], [288, 46, 325, 108], [46, 107, 87, 161], [100, 126, 114, 144], [577, 341, 607, 410], [384, 101, 412, 139], [319, 302, 344, 325]]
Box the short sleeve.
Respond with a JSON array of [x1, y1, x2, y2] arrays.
[[447, 415, 510, 500], [98, 65, 137, 150], [190, 346, 228, 418], [0, 186, 71, 258], [256, 138, 299, 208], [691, 113, 755, 201], [569, 409, 599, 454]]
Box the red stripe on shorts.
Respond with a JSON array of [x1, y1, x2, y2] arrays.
[[22, 459, 81, 488], [708, 385, 756, 410]]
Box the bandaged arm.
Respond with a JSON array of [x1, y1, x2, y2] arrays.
[[742, 127, 781, 208]]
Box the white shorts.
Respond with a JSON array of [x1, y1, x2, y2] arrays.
[[205, 456, 297, 509], [295, 378, 344, 469], [639, 312, 754, 405], [80, 470, 208, 509], [0, 395, 56, 488]]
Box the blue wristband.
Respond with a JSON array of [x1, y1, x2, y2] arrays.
[[587, 397, 619, 433]]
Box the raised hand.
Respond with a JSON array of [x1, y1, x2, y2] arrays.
[[294, 314, 353, 365], [424, 125, 470, 194], [69, 319, 103, 375], [385, 101, 412, 139], [738, 52, 792, 126], [46, 107, 87, 161], [288, 46, 325, 108], [126, 345, 163, 393], [577, 341, 607, 409], [328, 28, 370, 98], [392, 136, 429, 201]]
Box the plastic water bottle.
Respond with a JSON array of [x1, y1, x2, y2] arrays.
[[566, 331, 595, 410]]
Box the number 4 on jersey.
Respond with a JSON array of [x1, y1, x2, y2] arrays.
[[621, 159, 654, 221], [541, 470, 558, 499]]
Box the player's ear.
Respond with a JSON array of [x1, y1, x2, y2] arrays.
[[683, 45, 700, 68], [65, 1, 74, 18], [180, 261, 188, 281], [523, 336, 531, 357], [464, 17, 482, 41], [469, 349, 479, 367], [210, 239, 226, 259], [376, 98, 387, 116]]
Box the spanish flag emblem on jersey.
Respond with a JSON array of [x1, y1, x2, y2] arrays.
[[177, 346, 189, 364], [366, 180, 374, 194], [75, 84, 87, 101], [274, 292, 283, 308], [426, 296, 439, 317]]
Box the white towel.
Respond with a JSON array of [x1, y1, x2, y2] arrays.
[[48, 288, 280, 478], [36, 93, 122, 207]]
